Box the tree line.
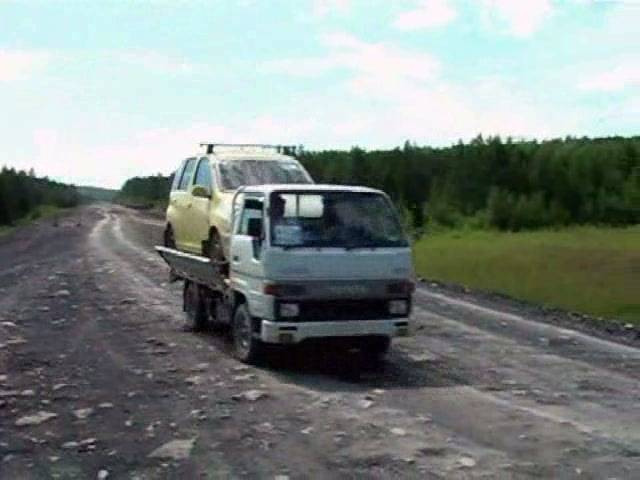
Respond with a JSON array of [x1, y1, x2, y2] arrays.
[[115, 135, 639, 231], [116, 174, 173, 208], [301, 135, 639, 231], [0, 167, 80, 226]]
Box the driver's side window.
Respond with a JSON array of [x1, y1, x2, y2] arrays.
[[239, 198, 264, 237], [193, 158, 212, 189]]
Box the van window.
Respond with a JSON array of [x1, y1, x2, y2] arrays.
[[171, 162, 184, 191], [178, 158, 196, 190], [194, 158, 212, 189]]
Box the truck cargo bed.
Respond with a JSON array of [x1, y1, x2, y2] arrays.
[[155, 246, 227, 291]]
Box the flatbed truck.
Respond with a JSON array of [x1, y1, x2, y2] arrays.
[[156, 184, 414, 364]]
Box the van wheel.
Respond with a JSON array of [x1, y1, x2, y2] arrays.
[[206, 230, 228, 276], [206, 230, 225, 262], [183, 280, 208, 331], [164, 226, 176, 249], [232, 303, 262, 364]]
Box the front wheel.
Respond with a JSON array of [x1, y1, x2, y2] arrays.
[[232, 303, 263, 364]]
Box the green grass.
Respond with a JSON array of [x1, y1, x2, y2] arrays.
[[413, 226, 640, 323], [0, 204, 67, 237]]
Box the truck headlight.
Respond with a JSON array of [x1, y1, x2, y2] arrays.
[[279, 303, 300, 318], [388, 300, 409, 316]]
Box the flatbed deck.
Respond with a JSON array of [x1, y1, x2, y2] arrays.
[[155, 246, 227, 291]]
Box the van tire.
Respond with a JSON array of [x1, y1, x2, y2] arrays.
[[232, 303, 262, 364], [164, 225, 176, 249], [206, 229, 228, 276]]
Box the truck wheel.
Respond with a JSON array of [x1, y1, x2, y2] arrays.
[[183, 280, 208, 331], [232, 303, 262, 364], [362, 337, 390, 363]]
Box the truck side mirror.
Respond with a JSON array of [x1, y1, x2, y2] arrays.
[[191, 185, 212, 199], [247, 218, 263, 239]]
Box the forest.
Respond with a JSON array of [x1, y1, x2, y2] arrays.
[[114, 135, 639, 231], [116, 174, 174, 208], [7, 135, 634, 231], [0, 167, 80, 226], [301, 135, 639, 231]]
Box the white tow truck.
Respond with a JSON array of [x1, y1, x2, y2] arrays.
[[157, 183, 415, 364]]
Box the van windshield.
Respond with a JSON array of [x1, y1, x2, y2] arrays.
[[270, 191, 408, 249], [218, 160, 311, 190]]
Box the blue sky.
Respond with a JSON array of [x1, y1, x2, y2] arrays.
[[1, 0, 638, 188]]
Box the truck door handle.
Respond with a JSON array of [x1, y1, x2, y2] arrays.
[[233, 255, 240, 262]]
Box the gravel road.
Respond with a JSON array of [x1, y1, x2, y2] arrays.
[[1, 205, 639, 479]]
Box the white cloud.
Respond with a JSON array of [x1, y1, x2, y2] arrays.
[[27, 116, 320, 189], [393, 0, 458, 31], [579, 61, 640, 92], [114, 50, 199, 75], [263, 32, 441, 84], [312, 0, 351, 17], [481, 0, 553, 38], [0, 49, 52, 82], [262, 33, 574, 148]]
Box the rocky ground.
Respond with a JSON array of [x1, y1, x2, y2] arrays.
[[1, 205, 639, 479]]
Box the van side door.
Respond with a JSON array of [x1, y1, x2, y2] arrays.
[[172, 157, 197, 252], [188, 157, 214, 253]]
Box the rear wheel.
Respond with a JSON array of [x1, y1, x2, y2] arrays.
[[183, 280, 208, 331], [232, 303, 262, 364], [164, 225, 176, 249], [361, 337, 390, 364], [205, 230, 228, 276]]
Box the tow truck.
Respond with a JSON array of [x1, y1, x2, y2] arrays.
[[156, 182, 415, 364]]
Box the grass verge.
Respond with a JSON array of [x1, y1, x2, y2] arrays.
[[413, 226, 640, 324], [0, 205, 67, 237]]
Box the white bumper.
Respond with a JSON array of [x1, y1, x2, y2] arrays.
[[260, 319, 411, 344]]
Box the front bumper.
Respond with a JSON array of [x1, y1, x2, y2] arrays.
[[260, 318, 411, 344]]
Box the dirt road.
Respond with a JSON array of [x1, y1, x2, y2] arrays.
[[1, 205, 639, 479]]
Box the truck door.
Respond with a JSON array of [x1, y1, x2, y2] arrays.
[[230, 196, 266, 317], [172, 157, 197, 252], [188, 157, 213, 252]]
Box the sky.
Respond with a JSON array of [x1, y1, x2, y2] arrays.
[[1, 0, 639, 189]]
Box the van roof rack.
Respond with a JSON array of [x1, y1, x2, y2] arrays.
[[199, 143, 301, 155]]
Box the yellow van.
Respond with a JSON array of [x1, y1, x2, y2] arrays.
[[164, 144, 313, 263]]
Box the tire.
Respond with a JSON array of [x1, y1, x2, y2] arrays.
[[361, 337, 391, 363], [232, 303, 262, 364], [183, 280, 208, 331], [205, 230, 225, 262], [164, 225, 177, 249], [206, 230, 228, 277]]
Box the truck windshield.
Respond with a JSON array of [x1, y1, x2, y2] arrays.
[[219, 160, 311, 190], [270, 192, 408, 249]]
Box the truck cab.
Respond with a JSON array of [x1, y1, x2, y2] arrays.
[[165, 144, 313, 262], [227, 185, 414, 362]]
